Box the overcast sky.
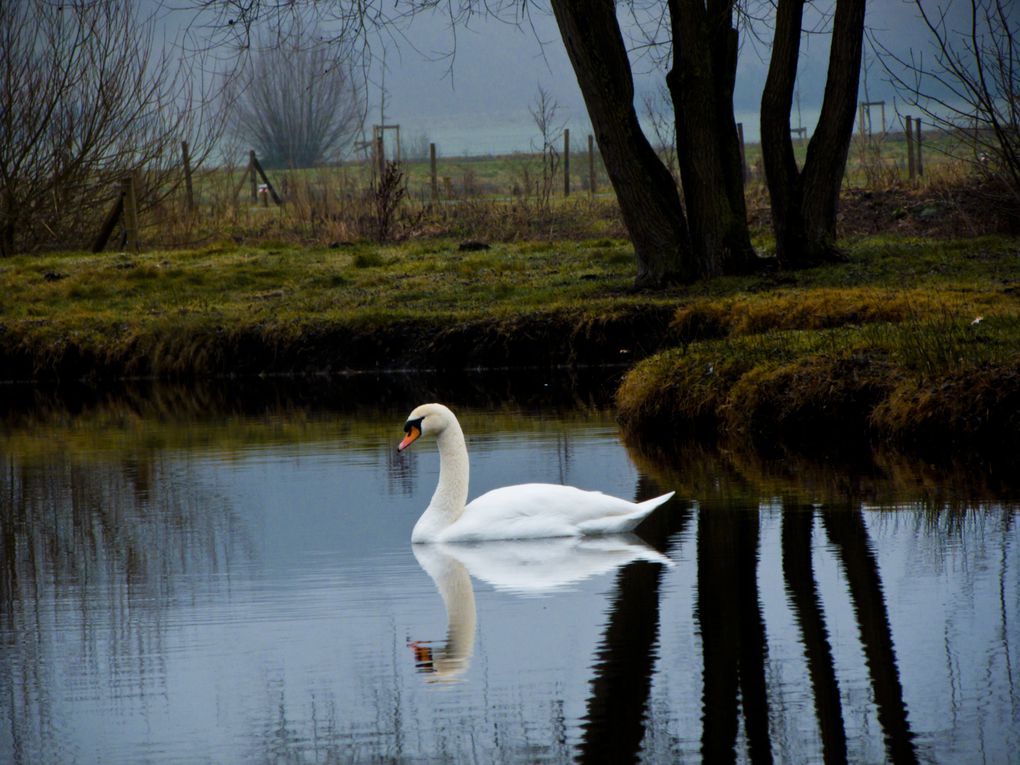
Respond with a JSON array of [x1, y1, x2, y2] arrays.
[[357, 2, 969, 154], [174, 1, 977, 156]]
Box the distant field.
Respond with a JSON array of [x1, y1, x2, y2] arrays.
[[205, 129, 968, 205]]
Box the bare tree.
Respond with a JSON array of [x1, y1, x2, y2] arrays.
[[0, 0, 226, 256], [665, 0, 758, 278], [529, 86, 566, 206], [761, 0, 866, 267], [550, 0, 694, 285], [232, 23, 365, 169], [874, 0, 1020, 203]]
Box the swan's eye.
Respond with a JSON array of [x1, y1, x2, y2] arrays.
[[404, 416, 424, 435]]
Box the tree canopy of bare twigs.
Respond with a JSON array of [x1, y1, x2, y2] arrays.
[[231, 24, 365, 169], [0, 0, 227, 256], [873, 0, 1020, 203]]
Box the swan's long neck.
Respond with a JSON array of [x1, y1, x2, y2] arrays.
[[433, 422, 469, 516], [413, 418, 469, 541]]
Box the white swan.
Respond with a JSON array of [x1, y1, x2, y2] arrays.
[[397, 403, 674, 542]]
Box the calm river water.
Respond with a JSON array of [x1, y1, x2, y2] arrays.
[[1, 376, 1018, 764]]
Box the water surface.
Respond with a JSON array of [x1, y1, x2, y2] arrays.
[[2, 380, 1018, 763]]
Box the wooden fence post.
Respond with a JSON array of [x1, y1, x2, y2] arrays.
[[430, 143, 438, 200], [905, 116, 915, 181], [231, 153, 253, 202], [181, 140, 194, 213], [91, 186, 125, 253], [915, 118, 923, 176], [588, 134, 596, 195], [249, 150, 258, 203], [563, 128, 571, 196], [249, 152, 282, 205]]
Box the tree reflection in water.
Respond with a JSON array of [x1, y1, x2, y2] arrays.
[[578, 476, 694, 764], [821, 508, 918, 764], [575, 494, 925, 764], [696, 500, 773, 763], [782, 506, 847, 764], [586, 435, 1017, 764], [0, 450, 253, 760]]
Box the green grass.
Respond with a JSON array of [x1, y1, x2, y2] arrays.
[[0, 239, 635, 321], [0, 237, 657, 377], [4, 235, 1018, 348]]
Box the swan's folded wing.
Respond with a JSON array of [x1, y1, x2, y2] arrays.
[[448, 484, 673, 541]]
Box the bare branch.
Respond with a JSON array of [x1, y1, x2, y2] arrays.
[[871, 0, 1020, 199]]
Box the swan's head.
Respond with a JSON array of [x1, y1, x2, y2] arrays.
[[398, 403, 455, 452]]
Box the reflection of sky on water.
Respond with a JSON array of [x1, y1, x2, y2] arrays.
[[197, 423, 635, 568], [1, 404, 1018, 763]]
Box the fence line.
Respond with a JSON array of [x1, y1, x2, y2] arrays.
[[96, 105, 938, 254]]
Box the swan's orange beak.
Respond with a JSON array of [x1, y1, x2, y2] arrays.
[[398, 423, 421, 452]]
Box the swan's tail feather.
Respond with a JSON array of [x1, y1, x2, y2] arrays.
[[579, 491, 676, 535], [636, 491, 675, 513]]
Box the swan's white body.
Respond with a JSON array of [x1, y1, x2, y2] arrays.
[[398, 403, 674, 543]]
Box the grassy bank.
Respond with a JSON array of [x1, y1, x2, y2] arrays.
[[4, 231, 1020, 454], [0, 237, 675, 379]]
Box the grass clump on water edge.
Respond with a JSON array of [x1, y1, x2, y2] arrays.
[[617, 234, 1020, 451], [618, 314, 1020, 451]]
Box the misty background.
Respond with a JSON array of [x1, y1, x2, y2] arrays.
[[170, 1, 969, 158]]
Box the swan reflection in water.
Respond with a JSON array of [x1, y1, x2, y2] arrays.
[[409, 535, 672, 682]]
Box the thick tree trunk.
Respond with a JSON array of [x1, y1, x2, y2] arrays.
[[761, 0, 809, 263], [762, 0, 866, 267], [668, 0, 757, 277], [551, 0, 694, 287], [802, 0, 866, 257]]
